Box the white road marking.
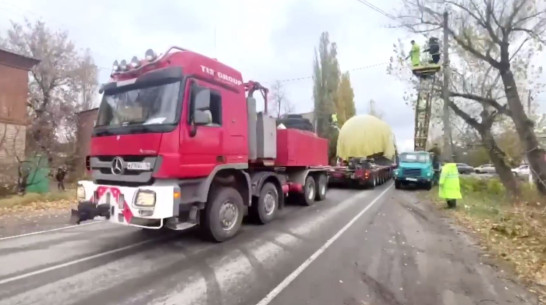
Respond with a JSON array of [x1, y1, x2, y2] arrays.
[[0, 237, 161, 286], [256, 184, 393, 305], [0, 220, 103, 241]]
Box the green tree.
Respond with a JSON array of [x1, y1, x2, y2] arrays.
[[313, 32, 340, 138], [336, 72, 355, 126], [313, 32, 341, 161]]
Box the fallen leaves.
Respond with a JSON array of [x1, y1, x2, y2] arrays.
[[0, 190, 76, 217], [424, 190, 546, 301]]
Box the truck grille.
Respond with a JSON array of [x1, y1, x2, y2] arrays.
[[402, 168, 421, 177], [90, 156, 160, 184]]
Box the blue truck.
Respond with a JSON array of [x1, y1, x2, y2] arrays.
[[394, 151, 435, 190]]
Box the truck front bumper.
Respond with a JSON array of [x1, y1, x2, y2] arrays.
[[73, 180, 183, 229], [395, 176, 432, 184]]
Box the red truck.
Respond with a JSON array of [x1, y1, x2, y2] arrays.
[[72, 46, 330, 242]]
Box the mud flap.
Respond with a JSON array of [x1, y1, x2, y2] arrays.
[[70, 201, 110, 225]]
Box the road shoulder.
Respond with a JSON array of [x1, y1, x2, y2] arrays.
[[267, 189, 538, 305]]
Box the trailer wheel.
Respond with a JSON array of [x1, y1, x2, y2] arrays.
[[300, 176, 316, 206], [315, 174, 328, 201], [200, 186, 244, 242], [250, 182, 279, 224]]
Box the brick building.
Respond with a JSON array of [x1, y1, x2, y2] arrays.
[[75, 107, 98, 177], [0, 48, 39, 167]]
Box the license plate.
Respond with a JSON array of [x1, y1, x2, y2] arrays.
[[406, 178, 417, 182]]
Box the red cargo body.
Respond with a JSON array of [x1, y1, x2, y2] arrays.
[[275, 129, 329, 167]]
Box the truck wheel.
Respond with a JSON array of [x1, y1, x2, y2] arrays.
[[201, 186, 244, 242], [315, 174, 327, 201], [250, 182, 279, 224], [369, 176, 376, 189], [424, 181, 432, 190], [395, 180, 401, 189], [300, 176, 316, 206]]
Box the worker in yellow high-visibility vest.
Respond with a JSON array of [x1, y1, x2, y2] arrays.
[[438, 162, 462, 209]]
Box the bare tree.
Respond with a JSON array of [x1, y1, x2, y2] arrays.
[[390, 0, 546, 195], [2, 19, 98, 165], [269, 81, 294, 118]]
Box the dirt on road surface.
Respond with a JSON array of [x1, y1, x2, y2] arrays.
[[0, 184, 539, 305]]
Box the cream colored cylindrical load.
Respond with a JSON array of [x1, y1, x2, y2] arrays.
[[336, 114, 396, 162]]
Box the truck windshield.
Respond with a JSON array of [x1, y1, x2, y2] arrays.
[[96, 81, 181, 127], [400, 153, 429, 163]]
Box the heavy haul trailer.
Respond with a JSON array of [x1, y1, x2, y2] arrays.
[[328, 115, 397, 188], [329, 158, 394, 189], [72, 46, 330, 242]]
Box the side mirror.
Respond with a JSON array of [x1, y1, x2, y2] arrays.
[[194, 110, 212, 126], [189, 85, 212, 136]]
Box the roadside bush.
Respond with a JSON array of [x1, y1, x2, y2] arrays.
[[487, 179, 505, 196], [460, 177, 488, 193]]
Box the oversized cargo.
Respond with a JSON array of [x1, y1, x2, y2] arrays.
[[336, 114, 396, 162], [329, 114, 397, 189]]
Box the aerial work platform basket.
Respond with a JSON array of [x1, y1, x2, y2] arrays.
[[412, 63, 441, 78]]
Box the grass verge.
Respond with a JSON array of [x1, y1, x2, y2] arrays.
[[0, 189, 75, 216], [427, 177, 546, 302]]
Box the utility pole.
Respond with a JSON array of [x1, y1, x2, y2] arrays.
[[442, 11, 453, 162]]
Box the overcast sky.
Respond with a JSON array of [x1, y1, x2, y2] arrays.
[[3, 0, 532, 153]]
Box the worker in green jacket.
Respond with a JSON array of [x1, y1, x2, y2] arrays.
[[438, 162, 462, 209], [406, 40, 421, 67]]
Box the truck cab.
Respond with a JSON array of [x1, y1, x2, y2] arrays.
[[393, 151, 434, 190]]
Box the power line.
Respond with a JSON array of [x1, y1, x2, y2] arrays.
[[354, 0, 395, 20]]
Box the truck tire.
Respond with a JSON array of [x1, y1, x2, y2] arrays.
[[300, 176, 316, 206], [200, 186, 244, 242], [424, 181, 432, 190], [369, 175, 376, 189], [250, 182, 279, 224], [395, 180, 401, 189], [315, 174, 327, 201]]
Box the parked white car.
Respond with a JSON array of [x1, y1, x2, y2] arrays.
[[512, 164, 530, 177], [475, 164, 495, 174]]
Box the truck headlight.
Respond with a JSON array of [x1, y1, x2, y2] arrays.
[[135, 190, 156, 207], [77, 185, 86, 201]]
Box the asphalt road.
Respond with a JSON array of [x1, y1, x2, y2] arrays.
[[0, 184, 538, 305]]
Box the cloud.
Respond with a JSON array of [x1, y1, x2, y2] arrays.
[[0, 0, 417, 150]]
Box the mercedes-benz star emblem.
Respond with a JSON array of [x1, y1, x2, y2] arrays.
[[111, 157, 125, 175]]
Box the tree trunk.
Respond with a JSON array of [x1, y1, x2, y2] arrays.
[[500, 69, 546, 194], [480, 128, 519, 197]]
